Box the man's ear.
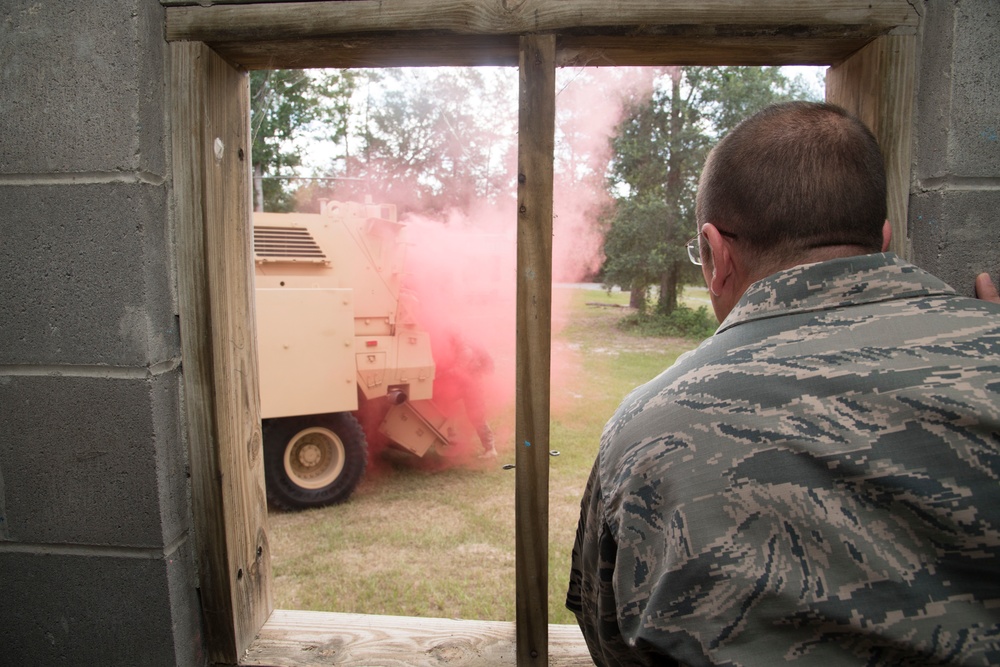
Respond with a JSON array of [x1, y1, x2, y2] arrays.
[[881, 220, 892, 252], [701, 223, 735, 297]]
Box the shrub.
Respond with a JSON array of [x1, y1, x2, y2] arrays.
[[618, 304, 717, 341]]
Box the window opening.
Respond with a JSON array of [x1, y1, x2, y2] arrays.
[[251, 62, 827, 625], [165, 6, 918, 661], [254, 66, 523, 622]]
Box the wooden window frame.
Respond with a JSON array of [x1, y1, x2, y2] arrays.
[[166, 2, 919, 664]]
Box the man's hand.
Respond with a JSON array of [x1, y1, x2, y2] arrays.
[[975, 273, 1000, 304]]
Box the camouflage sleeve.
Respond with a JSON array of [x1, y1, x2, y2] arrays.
[[568, 459, 681, 667]]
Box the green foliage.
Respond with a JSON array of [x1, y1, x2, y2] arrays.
[[602, 66, 815, 315], [250, 69, 355, 211], [618, 303, 718, 341], [342, 68, 518, 216], [702, 66, 823, 135], [601, 194, 692, 308]]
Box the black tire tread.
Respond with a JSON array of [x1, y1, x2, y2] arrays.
[[263, 412, 367, 511]]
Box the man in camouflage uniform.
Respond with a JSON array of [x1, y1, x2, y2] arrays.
[[567, 102, 1000, 666]]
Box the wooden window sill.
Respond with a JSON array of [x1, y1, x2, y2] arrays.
[[243, 609, 592, 666]]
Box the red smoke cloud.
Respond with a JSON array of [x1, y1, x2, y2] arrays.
[[401, 205, 518, 449], [386, 69, 655, 459]]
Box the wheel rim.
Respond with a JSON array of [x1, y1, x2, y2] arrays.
[[283, 427, 347, 490]]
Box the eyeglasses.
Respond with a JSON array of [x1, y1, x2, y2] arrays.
[[686, 229, 738, 266], [686, 236, 703, 265]]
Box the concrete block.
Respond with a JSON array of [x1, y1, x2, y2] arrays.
[[0, 540, 205, 667], [913, 1, 954, 181], [137, 1, 168, 177], [908, 189, 1000, 296], [915, 0, 1000, 179], [0, 0, 166, 175], [0, 371, 190, 548], [0, 182, 179, 367], [948, 1, 1000, 176]]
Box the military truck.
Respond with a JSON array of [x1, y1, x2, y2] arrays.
[[253, 200, 475, 510]]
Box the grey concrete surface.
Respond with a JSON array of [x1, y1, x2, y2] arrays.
[[914, 0, 1000, 180], [947, 2, 1000, 177], [0, 0, 200, 664], [909, 188, 1000, 296], [0, 0, 166, 175], [0, 540, 203, 667], [910, 0, 1000, 290], [0, 371, 189, 548], [0, 182, 179, 367]]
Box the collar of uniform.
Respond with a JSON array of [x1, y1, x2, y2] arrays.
[[716, 252, 957, 335]]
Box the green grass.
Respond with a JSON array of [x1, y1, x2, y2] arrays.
[[266, 285, 705, 625]]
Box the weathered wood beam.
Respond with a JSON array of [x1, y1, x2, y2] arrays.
[[164, 0, 919, 43], [164, 0, 918, 68], [827, 34, 916, 259], [171, 41, 273, 664], [190, 34, 877, 70], [515, 33, 555, 667], [205, 34, 520, 70], [557, 35, 874, 68], [244, 610, 592, 666]]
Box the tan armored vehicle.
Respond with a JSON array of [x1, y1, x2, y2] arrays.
[[254, 200, 474, 510]]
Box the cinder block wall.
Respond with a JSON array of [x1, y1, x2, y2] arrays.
[[0, 1, 204, 665], [910, 0, 1000, 291]]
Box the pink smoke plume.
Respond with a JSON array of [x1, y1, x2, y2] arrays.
[[383, 68, 656, 457], [401, 205, 517, 431]]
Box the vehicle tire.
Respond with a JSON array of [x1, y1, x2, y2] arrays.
[[263, 413, 368, 510]]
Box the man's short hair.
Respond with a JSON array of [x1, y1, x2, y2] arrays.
[[696, 102, 887, 259]]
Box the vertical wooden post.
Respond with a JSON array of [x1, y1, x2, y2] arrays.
[[826, 35, 917, 259], [171, 42, 273, 663], [515, 34, 556, 667]]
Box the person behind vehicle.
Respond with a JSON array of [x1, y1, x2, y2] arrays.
[[567, 101, 1000, 666], [435, 332, 498, 459]]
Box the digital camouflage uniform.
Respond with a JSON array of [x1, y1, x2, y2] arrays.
[[567, 253, 1000, 666]]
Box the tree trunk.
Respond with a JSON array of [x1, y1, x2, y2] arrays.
[[657, 262, 680, 315], [629, 281, 647, 311], [656, 68, 685, 316]]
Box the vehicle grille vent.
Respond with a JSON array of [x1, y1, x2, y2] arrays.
[[254, 226, 326, 262]]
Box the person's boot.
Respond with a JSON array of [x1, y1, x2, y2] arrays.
[[477, 424, 497, 459]]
